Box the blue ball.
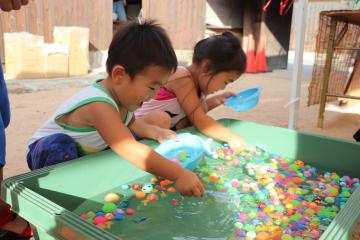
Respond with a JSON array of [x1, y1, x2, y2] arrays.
[[95, 211, 105, 216], [119, 200, 130, 209], [115, 214, 124, 221], [298, 224, 307, 230]]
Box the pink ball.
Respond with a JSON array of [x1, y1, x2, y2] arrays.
[[274, 176, 282, 183], [236, 230, 243, 237], [231, 181, 240, 188], [257, 212, 266, 218], [275, 211, 284, 217], [310, 229, 320, 238], [93, 216, 107, 225], [238, 213, 248, 221], [280, 162, 289, 168]]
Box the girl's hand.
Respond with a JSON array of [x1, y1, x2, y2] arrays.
[[153, 127, 177, 143], [227, 134, 247, 153], [207, 91, 236, 110], [215, 91, 236, 104], [175, 169, 204, 197]]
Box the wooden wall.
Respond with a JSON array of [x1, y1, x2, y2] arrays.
[[142, 0, 206, 50], [0, 0, 113, 61]]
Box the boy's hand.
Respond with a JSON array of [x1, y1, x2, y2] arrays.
[[175, 169, 204, 197], [153, 126, 177, 143], [0, 0, 29, 11], [227, 134, 246, 153]]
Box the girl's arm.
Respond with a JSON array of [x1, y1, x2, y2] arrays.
[[128, 116, 177, 143], [205, 91, 236, 111], [86, 102, 204, 197], [170, 78, 246, 152]]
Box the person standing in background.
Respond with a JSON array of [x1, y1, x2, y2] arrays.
[[113, 0, 127, 21]]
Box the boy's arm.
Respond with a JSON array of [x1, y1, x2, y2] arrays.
[[0, 66, 10, 128], [171, 78, 246, 152], [86, 102, 204, 196], [128, 116, 177, 143]]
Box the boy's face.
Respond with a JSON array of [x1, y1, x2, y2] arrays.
[[201, 70, 241, 95], [117, 65, 171, 111]]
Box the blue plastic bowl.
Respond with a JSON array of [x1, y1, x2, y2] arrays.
[[224, 87, 261, 112], [155, 133, 212, 170]]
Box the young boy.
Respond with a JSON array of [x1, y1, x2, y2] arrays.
[[27, 20, 204, 198], [1, 2, 33, 240]]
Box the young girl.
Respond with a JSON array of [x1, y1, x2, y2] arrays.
[[135, 32, 247, 152], [26, 20, 204, 198]]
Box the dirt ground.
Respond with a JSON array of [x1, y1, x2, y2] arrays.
[[3, 70, 360, 179]]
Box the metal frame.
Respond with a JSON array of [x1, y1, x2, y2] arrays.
[[317, 18, 360, 128]]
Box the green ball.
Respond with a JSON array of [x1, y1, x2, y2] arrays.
[[325, 197, 335, 204], [243, 224, 256, 232], [202, 176, 210, 184], [292, 200, 300, 207], [248, 210, 257, 218], [281, 234, 293, 240], [102, 202, 117, 213], [227, 187, 238, 193], [327, 187, 339, 196], [342, 191, 351, 198], [275, 205, 285, 212], [217, 178, 225, 184], [234, 222, 243, 229], [216, 184, 224, 191], [289, 164, 299, 171]]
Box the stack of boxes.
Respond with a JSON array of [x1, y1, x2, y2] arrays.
[[4, 26, 90, 79], [4, 32, 44, 79]]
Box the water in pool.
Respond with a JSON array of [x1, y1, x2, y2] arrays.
[[75, 146, 359, 240]]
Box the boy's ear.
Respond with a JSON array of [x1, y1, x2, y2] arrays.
[[111, 65, 127, 84], [200, 59, 212, 74]]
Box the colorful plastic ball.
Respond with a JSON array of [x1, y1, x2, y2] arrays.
[[104, 193, 120, 203], [125, 208, 135, 215], [141, 183, 154, 193], [135, 191, 146, 199], [102, 202, 117, 213], [115, 214, 124, 221], [93, 216, 107, 225], [118, 200, 130, 209]]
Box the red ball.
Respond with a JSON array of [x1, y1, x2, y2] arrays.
[[286, 209, 296, 215]]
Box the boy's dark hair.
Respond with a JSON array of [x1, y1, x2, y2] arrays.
[[106, 20, 177, 78], [192, 32, 246, 75]]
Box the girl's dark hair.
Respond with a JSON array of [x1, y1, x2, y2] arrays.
[[106, 20, 178, 78], [192, 32, 246, 75]]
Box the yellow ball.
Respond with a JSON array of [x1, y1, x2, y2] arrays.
[[104, 193, 120, 202], [285, 203, 293, 209]]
